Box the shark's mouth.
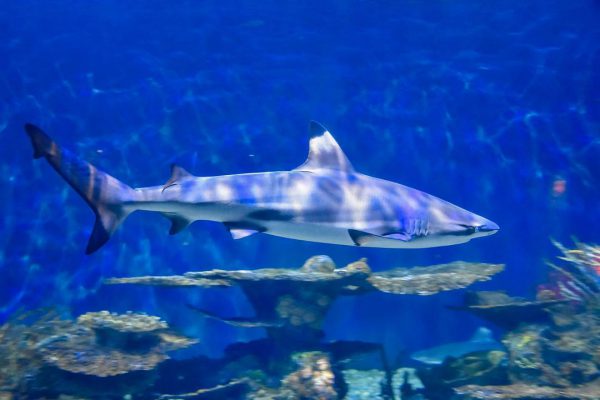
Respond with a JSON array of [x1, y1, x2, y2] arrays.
[[446, 224, 500, 236]]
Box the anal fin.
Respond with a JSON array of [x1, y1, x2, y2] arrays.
[[164, 214, 191, 235]]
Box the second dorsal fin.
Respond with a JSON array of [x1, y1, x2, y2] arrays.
[[294, 121, 355, 173], [162, 164, 193, 192]]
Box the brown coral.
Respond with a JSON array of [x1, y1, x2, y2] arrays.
[[281, 352, 339, 400], [37, 311, 197, 377]]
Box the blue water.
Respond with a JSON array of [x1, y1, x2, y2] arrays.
[[1, 0, 599, 362]]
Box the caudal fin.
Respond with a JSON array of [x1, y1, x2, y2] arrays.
[[24, 124, 137, 254]]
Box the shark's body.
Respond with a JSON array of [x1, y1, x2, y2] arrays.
[[186, 304, 284, 328], [411, 327, 504, 365], [24, 121, 499, 254]]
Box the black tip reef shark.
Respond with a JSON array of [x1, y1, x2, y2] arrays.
[[24, 121, 499, 254]]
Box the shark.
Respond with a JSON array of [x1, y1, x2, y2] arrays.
[[411, 327, 504, 365], [186, 303, 285, 329], [24, 121, 499, 254]]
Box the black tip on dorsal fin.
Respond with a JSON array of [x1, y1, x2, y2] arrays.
[[295, 121, 355, 173], [162, 163, 193, 192], [309, 120, 328, 139]]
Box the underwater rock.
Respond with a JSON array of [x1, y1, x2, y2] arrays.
[[301, 255, 337, 273], [449, 290, 566, 329], [455, 380, 600, 399]]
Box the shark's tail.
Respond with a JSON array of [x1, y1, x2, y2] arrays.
[[24, 123, 138, 254]]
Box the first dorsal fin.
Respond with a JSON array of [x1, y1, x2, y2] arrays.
[[162, 164, 193, 192], [294, 121, 355, 173], [471, 327, 493, 342]]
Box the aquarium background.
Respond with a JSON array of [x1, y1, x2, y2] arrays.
[[1, 0, 598, 361]]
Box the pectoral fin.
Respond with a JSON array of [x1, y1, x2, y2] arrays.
[[348, 229, 412, 246], [381, 232, 412, 241]]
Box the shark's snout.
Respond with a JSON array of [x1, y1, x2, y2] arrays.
[[476, 220, 499, 236]]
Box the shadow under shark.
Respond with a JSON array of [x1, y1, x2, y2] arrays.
[[24, 121, 499, 254]]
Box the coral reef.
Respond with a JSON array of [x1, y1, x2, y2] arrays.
[[455, 381, 600, 399], [0, 311, 72, 393], [398, 242, 600, 400], [247, 351, 345, 400], [157, 378, 251, 399], [106, 256, 504, 346], [441, 241, 600, 400], [367, 261, 504, 295], [2, 255, 505, 399], [77, 310, 168, 332], [103, 256, 503, 399], [449, 291, 566, 329], [281, 352, 342, 400], [39, 311, 197, 377], [0, 310, 197, 398], [343, 369, 387, 400]]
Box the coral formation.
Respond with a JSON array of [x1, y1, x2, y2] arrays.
[[366, 261, 503, 295], [450, 291, 566, 329], [39, 311, 197, 377], [447, 242, 600, 400], [3, 255, 506, 398], [77, 310, 168, 332], [106, 256, 504, 345], [0, 310, 196, 397], [402, 242, 600, 400], [0, 311, 71, 393], [280, 352, 342, 400], [455, 381, 600, 399], [157, 378, 251, 399]]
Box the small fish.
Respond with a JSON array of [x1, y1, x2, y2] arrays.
[[411, 327, 503, 365], [24, 121, 499, 254], [186, 304, 283, 328]]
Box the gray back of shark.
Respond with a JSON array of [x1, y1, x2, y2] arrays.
[[411, 327, 503, 365], [24, 121, 499, 254]]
